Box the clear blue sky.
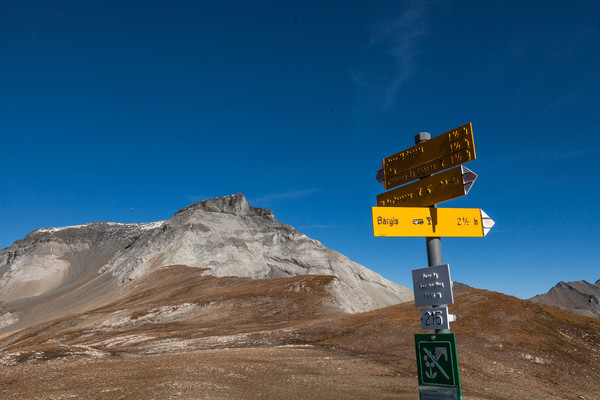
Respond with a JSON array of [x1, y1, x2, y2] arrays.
[[2, 1, 599, 299]]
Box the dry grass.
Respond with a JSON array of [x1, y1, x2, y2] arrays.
[[0, 266, 599, 399]]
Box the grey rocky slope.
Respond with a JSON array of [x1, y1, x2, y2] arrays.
[[0, 194, 412, 333], [0, 221, 163, 332], [530, 279, 600, 319]]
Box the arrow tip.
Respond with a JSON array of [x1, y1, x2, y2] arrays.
[[480, 210, 495, 236], [376, 162, 385, 187]]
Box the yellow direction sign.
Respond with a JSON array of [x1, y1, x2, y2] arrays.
[[378, 122, 475, 190], [372, 206, 494, 237], [376, 166, 477, 208]]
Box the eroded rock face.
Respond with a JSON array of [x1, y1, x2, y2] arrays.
[[0, 194, 412, 332], [0, 222, 158, 302], [99, 194, 412, 313]]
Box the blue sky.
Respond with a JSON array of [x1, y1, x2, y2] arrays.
[[2, 1, 599, 299]]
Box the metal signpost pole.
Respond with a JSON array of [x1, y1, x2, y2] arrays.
[[415, 132, 449, 335]]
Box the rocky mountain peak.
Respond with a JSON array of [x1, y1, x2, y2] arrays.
[[530, 279, 600, 319], [0, 194, 413, 333], [174, 193, 273, 218]]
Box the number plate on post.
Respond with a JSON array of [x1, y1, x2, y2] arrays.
[[420, 306, 451, 331]]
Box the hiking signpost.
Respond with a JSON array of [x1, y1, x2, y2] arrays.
[[371, 123, 494, 400]]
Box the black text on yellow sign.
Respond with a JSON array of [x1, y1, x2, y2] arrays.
[[376, 166, 477, 208], [381, 122, 475, 190], [372, 207, 494, 237]]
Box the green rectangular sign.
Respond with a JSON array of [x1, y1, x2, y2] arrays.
[[415, 333, 461, 397]]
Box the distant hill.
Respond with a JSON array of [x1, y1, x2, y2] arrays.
[[530, 279, 600, 319], [452, 281, 474, 291]]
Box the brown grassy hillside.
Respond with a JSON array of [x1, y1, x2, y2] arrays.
[[1, 265, 599, 399]]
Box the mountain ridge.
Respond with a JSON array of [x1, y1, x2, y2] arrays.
[[530, 279, 600, 319], [0, 194, 412, 334]]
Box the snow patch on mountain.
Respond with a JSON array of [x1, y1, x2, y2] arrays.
[[35, 221, 165, 234]]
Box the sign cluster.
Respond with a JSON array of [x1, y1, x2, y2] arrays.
[[372, 123, 495, 400], [372, 122, 494, 238]]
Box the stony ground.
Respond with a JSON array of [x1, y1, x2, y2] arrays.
[[1, 265, 599, 399], [0, 347, 416, 400]]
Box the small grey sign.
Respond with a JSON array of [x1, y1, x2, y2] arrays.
[[412, 264, 453, 307], [420, 306, 451, 331]]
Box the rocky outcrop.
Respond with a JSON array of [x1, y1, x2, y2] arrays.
[[97, 194, 412, 313], [0, 194, 412, 333], [530, 280, 600, 319]]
